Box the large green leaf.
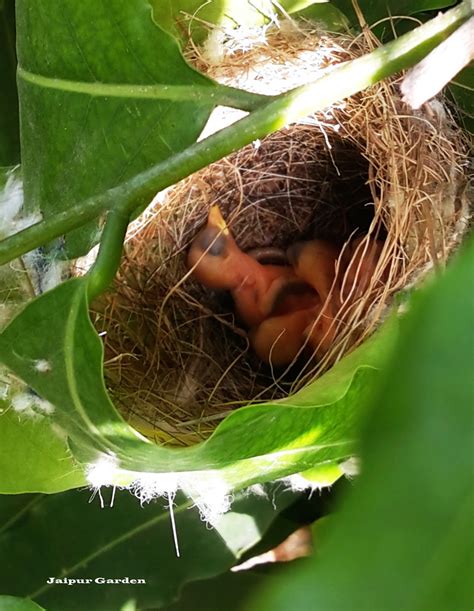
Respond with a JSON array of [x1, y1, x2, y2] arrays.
[[249, 240, 474, 610], [16, 0, 223, 258], [0, 269, 398, 491], [0, 0, 20, 166], [0, 486, 296, 610]]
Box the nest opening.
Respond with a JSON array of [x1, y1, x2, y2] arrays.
[[88, 22, 470, 447]]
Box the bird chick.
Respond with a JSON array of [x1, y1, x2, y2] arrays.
[[268, 281, 320, 317], [250, 307, 317, 367], [286, 239, 341, 352], [286, 240, 341, 306], [187, 205, 298, 327]]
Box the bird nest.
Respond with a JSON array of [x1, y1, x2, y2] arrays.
[[89, 21, 470, 447]]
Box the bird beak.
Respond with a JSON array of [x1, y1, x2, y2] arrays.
[[207, 205, 230, 235]]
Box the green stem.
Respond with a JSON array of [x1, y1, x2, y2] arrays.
[[0, 1, 471, 268], [86, 203, 130, 302]]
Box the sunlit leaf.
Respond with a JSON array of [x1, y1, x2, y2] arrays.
[[0, 597, 45, 611], [150, 0, 237, 43], [0, 405, 86, 493]]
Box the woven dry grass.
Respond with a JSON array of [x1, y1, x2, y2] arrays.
[[90, 20, 470, 446]]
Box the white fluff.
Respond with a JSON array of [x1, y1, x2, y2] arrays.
[[85, 457, 236, 526], [86, 454, 120, 488], [0, 170, 23, 230], [0, 169, 41, 239], [33, 359, 52, 374], [129, 472, 179, 506], [11, 391, 55, 418], [181, 470, 233, 526], [85, 453, 352, 526]]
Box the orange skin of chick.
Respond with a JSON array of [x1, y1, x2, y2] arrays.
[[286, 240, 341, 353], [187, 206, 300, 327], [250, 307, 318, 367], [287, 240, 341, 307], [251, 237, 387, 365], [250, 281, 321, 366]]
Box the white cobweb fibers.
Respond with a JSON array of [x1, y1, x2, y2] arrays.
[[84, 450, 357, 561], [0, 166, 41, 239]]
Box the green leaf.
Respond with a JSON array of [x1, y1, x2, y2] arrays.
[[332, 0, 457, 29], [16, 0, 219, 258], [290, 2, 350, 31], [0, 270, 398, 489], [248, 239, 474, 610], [0, 405, 86, 493], [0, 278, 149, 467], [165, 570, 269, 611], [0, 0, 20, 166], [0, 597, 45, 611], [0, 486, 296, 610]]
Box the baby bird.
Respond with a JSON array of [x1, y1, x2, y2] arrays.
[[249, 280, 321, 366], [187, 206, 299, 327], [287, 240, 341, 306], [250, 307, 317, 368], [286, 240, 341, 354]]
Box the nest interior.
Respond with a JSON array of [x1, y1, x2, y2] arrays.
[[90, 22, 470, 447]]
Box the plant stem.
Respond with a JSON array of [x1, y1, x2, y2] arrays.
[[86, 203, 131, 301], [0, 1, 471, 268]]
